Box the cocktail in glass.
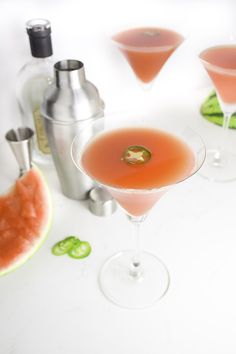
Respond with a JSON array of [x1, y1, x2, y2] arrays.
[[112, 27, 184, 89], [199, 45, 236, 182], [71, 117, 205, 308]]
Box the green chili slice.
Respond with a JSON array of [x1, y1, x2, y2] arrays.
[[122, 145, 152, 165], [51, 236, 79, 256], [68, 241, 92, 259]]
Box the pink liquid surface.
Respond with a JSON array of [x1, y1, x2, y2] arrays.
[[200, 45, 236, 103], [112, 27, 184, 83], [82, 127, 195, 216]]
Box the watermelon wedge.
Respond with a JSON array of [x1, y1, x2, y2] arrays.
[[200, 91, 236, 128], [0, 166, 52, 276]]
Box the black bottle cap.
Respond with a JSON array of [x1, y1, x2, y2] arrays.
[[26, 19, 53, 58]]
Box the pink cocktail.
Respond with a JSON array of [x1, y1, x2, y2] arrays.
[[199, 45, 236, 181], [112, 27, 184, 87], [81, 127, 195, 216], [71, 117, 205, 308], [200, 46, 236, 103]]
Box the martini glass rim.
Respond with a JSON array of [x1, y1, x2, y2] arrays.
[[111, 26, 185, 53], [71, 126, 206, 195], [199, 44, 236, 76], [111, 41, 183, 53]]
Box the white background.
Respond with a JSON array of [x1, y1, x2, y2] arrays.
[[1, 1, 236, 353]]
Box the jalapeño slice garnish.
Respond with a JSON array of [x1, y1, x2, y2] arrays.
[[122, 145, 152, 165], [141, 30, 161, 37], [68, 241, 92, 259], [51, 236, 92, 259], [51, 236, 78, 256]]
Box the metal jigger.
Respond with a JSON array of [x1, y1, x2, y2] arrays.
[[5, 127, 34, 177]]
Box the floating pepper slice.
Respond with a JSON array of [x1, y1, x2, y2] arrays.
[[122, 145, 151, 165]]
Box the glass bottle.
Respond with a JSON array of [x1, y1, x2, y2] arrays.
[[16, 19, 54, 163]]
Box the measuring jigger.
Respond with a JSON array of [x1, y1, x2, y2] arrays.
[[5, 127, 34, 177]]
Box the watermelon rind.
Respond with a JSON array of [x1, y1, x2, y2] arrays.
[[0, 164, 52, 276], [200, 91, 236, 128]]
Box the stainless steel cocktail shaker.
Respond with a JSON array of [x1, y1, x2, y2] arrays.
[[41, 59, 104, 199]]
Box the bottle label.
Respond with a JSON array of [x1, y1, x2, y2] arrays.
[[33, 108, 51, 154]]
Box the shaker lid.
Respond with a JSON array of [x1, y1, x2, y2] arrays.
[[41, 59, 104, 124], [89, 187, 117, 217]]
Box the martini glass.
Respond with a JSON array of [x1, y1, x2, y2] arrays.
[[71, 117, 205, 309], [112, 27, 184, 90], [199, 44, 236, 182]]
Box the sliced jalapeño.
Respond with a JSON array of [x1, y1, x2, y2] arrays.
[[51, 236, 78, 256], [122, 145, 151, 165], [68, 241, 92, 259]]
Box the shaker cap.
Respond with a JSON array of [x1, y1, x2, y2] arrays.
[[89, 187, 117, 217], [26, 19, 53, 58], [41, 59, 104, 123]]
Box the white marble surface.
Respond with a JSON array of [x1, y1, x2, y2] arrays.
[[1, 1, 236, 353]]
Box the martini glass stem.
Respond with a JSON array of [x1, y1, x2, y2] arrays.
[[213, 110, 231, 166], [129, 215, 146, 279], [221, 111, 231, 147]]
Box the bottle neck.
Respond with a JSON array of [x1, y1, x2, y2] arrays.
[[28, 32, 53, 58], [30, 55, 53, 63]]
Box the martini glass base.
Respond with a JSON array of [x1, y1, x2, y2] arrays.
[[199, 148, 236, 182], [99, 250, 170, 309]]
